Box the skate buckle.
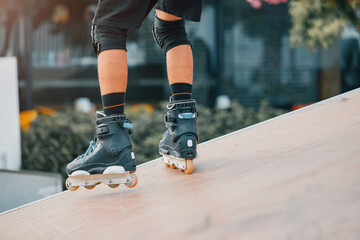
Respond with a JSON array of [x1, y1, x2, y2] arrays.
[[96, 126, 109, 135], [165, 115, 175, 123]]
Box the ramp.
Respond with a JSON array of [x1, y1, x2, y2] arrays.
[[1, 89, 360, 239]]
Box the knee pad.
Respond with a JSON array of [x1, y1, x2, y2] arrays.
[[152, 16, 191, 54], [91, 25, 128, 55]]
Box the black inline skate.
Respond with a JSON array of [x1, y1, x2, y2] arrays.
[[159, 99, 199, 174], [65, 111, 137, 191]]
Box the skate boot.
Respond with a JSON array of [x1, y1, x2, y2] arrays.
[[159, 99, 199, 174], [65, 111, 137, 191]]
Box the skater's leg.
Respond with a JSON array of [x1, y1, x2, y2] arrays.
[[92, 25, 129, 114], [98, 50, 127, 114], [154, 9, 193, 101], [65, 26, 137, 190], [66, 0, 163, 189], [98, 50, 127, 94], [166, 43, 193, 100], [154, 10, 199, 173]]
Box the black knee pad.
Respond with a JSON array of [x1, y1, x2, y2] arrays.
[[152, 15, 191, 54], [91, 25, 128, 55]]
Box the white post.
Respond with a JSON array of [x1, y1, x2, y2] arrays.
[[0, 57, 21, 170]]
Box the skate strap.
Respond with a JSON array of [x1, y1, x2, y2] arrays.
[[96, 126, 109, 135], [164, 114, 176, 123], [112, 117, 133, 130], [168, 100, 196, 109], [97, 114, 127, 124]]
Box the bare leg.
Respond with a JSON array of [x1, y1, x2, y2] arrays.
[[97, 49, 128, 114], [98, 49, 128, 94]]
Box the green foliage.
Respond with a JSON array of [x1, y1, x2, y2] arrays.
[[21, 101, 286, 181], [289, 0, 360, 49], [21, 110, 95, 177]]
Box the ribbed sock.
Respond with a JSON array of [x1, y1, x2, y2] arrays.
[[170, 83, 192, 101], [101, 92, 125, 115]]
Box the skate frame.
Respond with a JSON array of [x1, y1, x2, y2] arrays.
[[67, 173, 133, 187], [162, 154, 188, 169]]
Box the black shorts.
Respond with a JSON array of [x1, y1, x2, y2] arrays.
[[93, 0, 203, 29]]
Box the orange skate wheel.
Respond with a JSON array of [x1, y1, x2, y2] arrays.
[[125, 173, 138, 188], [108, 184, 120, 189], [84, 185, 96, 190], [67, 186, 79, 191], [184, 159, 193, 174], [170, 164, 176, 169], [178, 168, 184, 172], [164, 163, 170, 167], [66, 185, 79, 191], [66, 179, 79, 191]]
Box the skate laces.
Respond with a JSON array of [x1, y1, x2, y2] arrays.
[[80, 140, 96, 165], [162, 130, 168, 139]]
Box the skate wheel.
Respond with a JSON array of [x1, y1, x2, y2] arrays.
[[184, 159, 193, 174], [125, 173, 138, 188], [108, 184, 120, 189], [178, 168, 184, 172], [66, 179, 79, 191], [164, 163, 170, 168], [67, 186, 79, 191], [84, 185, 96, 190], [170, 164, 176, 169]]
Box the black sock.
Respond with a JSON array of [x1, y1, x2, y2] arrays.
[[170, 83, 192, 101], [101, 92, 125, 115]]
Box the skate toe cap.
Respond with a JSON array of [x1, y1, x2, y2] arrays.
[[66, 158, 80, 175]]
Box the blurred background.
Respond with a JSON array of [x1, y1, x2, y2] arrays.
[[0, 0, 359, 212]]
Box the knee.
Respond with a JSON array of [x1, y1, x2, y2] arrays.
[[91, 25, 128, 55], [152, 15, 191, 55]]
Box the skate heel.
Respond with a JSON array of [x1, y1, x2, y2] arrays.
[[161, 134, 197, 174], [113, 147, 136, 172], [178, 134, 197, 159], [159, 99, 199, 174]]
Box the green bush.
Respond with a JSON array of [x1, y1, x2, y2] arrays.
[[21, 110, 95, 178], [21, 101, 286, 181]]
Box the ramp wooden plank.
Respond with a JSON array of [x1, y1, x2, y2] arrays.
[[1, 89, 360, 240]]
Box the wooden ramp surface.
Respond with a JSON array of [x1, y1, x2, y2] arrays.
[[1, 89, 360, 240]]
